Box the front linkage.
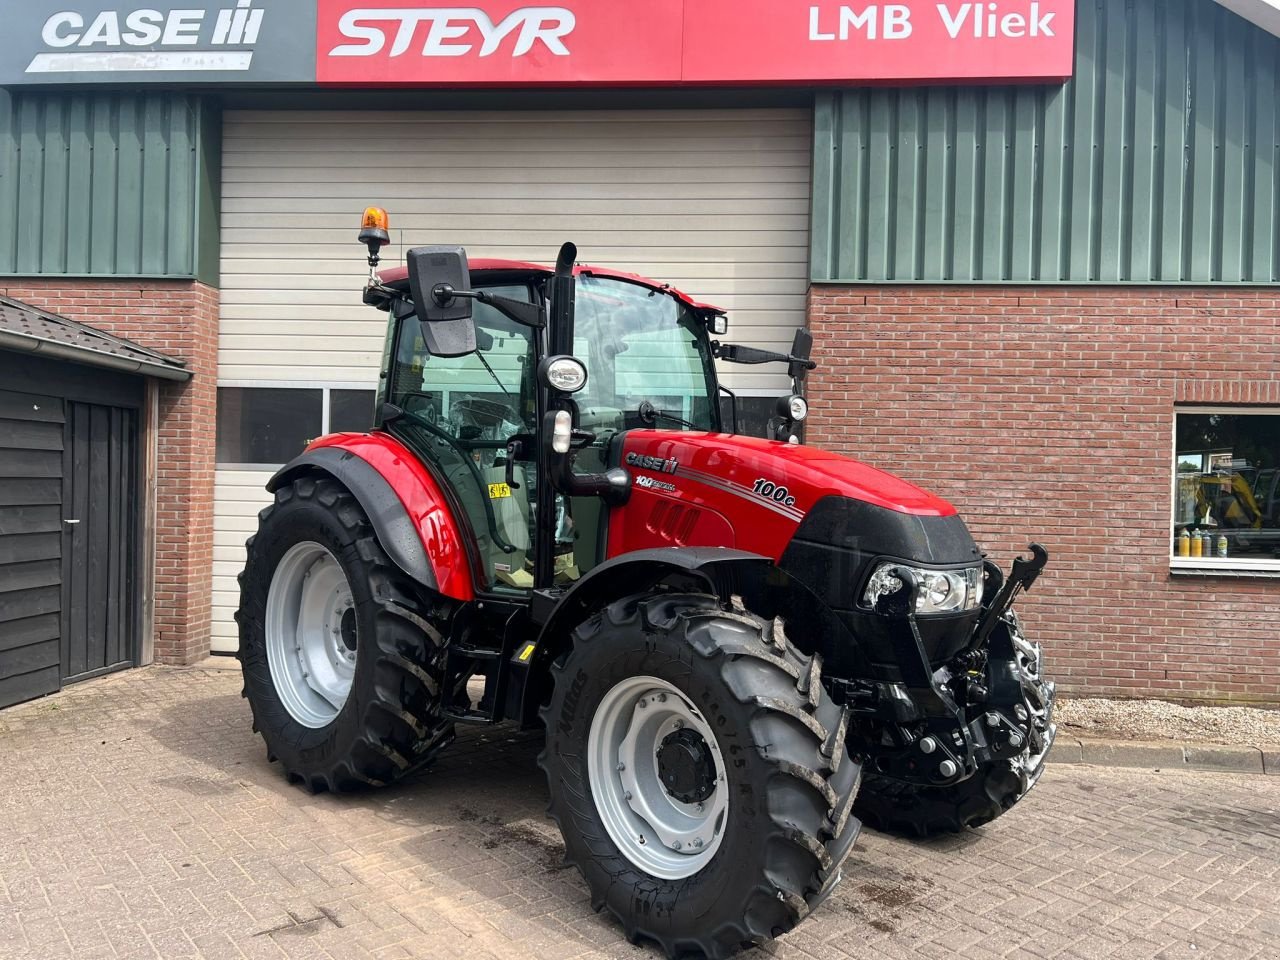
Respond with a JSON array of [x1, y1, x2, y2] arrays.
[[835, 545, 1056, 835]]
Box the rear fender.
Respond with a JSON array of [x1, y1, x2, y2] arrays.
[[519, 547, 861, 727], [268, 434, 476, 601]]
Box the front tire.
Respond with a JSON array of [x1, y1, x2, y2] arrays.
[[236, 475, 453, 791], [540, 593, 861, 959]]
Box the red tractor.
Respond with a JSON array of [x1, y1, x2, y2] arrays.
[[237, 208, 1056, 958]]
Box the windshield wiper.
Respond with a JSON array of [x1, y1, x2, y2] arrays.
[[638, 400, 695, 429]]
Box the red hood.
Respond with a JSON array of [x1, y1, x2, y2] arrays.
[[627, 431, 956, 518], [376, 260, 724, 315]]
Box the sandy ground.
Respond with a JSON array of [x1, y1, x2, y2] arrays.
[[1057, 697, 1280, 746]]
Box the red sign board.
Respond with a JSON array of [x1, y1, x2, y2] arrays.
[[316, 1, 1076, 86]]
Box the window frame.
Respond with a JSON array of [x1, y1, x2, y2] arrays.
[[1169, 405, 1280, 576], [215, 381, 377, 470]]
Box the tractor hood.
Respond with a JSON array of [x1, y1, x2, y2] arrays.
[[607, 430, 961, 568]]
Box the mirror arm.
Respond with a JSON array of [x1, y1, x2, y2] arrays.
[[428, 284, 545, 328], [713, 341, 818, 370]]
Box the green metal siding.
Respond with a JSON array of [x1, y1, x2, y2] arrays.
[[812, 0, 1280, 284], [0, 91, 220, 285]]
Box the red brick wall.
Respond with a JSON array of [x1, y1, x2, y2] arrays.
[[0, 280, 218, 665], [807, 285, 1280, 704]]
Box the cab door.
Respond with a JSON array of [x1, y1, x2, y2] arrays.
[[384, 283, 540, 594]]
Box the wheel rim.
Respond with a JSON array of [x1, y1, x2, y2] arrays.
[[265, 541, 357, 729], [587, 676, 728, 880]]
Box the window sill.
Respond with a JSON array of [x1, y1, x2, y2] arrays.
[[1169, 558, 1280, 579]]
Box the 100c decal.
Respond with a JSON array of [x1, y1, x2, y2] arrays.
[[751, 478, 796, 508]]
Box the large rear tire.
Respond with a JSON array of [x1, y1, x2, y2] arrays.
[[236, 475, 453, 791], [855, 619, 1056, 836], [540, 593, 861, 959]]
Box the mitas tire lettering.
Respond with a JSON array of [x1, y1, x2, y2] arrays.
[[538, 592, 863, 959]]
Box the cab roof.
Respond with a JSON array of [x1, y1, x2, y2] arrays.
[[376, 258, 726, 316]]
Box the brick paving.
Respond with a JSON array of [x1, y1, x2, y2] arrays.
[[2, 664, 1278, 960]]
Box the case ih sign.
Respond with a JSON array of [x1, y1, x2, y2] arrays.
[[0, 0, 1075, 86]]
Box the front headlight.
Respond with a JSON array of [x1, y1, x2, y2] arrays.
[[863, 562, 983, 615]]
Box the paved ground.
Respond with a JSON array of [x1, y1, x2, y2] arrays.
[[2, 666, 1279, 960]]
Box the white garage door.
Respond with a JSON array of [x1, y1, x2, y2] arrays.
[[212, 107, 812, 652]]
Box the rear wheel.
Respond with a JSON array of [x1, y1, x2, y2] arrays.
[[540, 593, 861, 959], [236, 475, 453, 791]]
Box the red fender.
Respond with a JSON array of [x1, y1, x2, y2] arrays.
[[307, 431, 477, 601]]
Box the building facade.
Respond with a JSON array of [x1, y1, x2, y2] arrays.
[[1, 0, 1277, 702]]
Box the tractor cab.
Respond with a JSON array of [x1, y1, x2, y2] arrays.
[[357, 207, 810, 596]]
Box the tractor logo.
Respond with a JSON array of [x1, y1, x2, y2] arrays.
[[625, 452, 679, 475], [328, 6, 575, 58]]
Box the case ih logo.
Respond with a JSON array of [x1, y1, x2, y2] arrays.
[[29, 0, 265, 74], [329, 6, 575, 58]]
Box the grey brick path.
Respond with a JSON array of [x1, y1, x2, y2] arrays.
[[2, 664, 1278, 960]]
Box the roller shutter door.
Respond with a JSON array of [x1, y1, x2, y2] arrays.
[[213, 107, 813, 652]]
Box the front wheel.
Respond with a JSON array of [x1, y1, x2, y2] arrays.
[[540, 593, 862, 959]]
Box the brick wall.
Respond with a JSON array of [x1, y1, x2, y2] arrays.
[[807, 285, 1280, 704], [0, 279, 218, 665]]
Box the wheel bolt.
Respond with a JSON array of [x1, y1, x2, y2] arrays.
[[623, 790, 632, 801], [638, 699, 648, 709], [656, 694, 667, 703], [692, 839, 703, 849], [695, 802, 704, 812], [672, 719, 683, 730], [671, 841, 682, 851], [616, 762, 626, 772]]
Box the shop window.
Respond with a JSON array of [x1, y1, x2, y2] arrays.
[[1172, 409, 1280, 571], [216, 386, 376, 466]]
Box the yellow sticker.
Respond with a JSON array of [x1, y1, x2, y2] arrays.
[[488, 482, 512, 499], [519, 643, 536, 662]]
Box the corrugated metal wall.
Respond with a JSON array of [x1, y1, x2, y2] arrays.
[[812, 0, 1280, 284], [0, 91, 219, 283]]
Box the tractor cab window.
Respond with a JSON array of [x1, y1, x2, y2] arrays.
[[571, 276, 719, 438], [387, 284, 539, 593]]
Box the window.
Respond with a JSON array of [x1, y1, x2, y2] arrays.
[[1172, 408, 1280, 571], [216, 386, 377, 466], [572, 276, 719, 435]]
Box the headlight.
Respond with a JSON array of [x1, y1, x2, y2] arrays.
[[776, 394, 808, 422], [540, 355, 588, 393], [862, 562, 983, 615]]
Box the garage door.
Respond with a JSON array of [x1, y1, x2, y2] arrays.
[[0, 381, 140, 708], [212, 107, 813, 652]]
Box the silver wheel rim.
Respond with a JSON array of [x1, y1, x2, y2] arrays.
[[587, 676, 728, 880], [265, 541, 357, 729]]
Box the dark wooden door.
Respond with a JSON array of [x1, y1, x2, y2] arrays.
[[0, 388, 65, 709], [61, 401, 139, 683]]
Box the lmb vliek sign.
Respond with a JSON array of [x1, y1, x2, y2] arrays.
[[0, 0, 316, 84], [0, 1, 1075, 87]]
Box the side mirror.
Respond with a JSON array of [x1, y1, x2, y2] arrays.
[[407, 245, 477, 357]]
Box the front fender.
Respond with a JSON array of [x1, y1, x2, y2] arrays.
[[269, 432, 476, 601]]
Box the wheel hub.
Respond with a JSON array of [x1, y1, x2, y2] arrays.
[[264, 541, 357, 729], [587, 677, 728, 880], [657, 728, 717, 804]]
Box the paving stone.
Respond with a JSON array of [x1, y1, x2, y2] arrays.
[[3, 666, 1280, 959]]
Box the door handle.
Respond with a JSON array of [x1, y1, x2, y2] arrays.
[[63, 519, 81, 525]]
